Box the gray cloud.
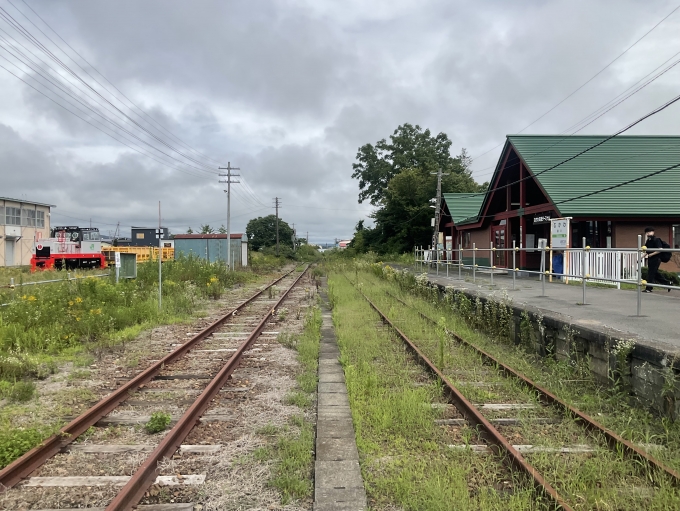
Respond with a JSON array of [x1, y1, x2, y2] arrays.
[[0, 0, 679, 243]]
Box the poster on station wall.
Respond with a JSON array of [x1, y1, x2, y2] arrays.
[[550, 218, 570, 249]]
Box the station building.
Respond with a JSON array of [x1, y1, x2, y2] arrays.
[[0, 197, 53, 266], [439, 135, 680, 272]]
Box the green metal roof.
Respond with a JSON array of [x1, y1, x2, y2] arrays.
[[443, 193, 485, 224], [508, 135, 680, 217]]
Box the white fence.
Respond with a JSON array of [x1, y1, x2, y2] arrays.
[[566, 250, 639, 289]]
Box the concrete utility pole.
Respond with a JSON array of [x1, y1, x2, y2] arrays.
[[274, 197, 281, 256], [219, 162, 240, 270], [291, 223, 296, 251], [306, 231, 309, 244], [431, 168, 450, 251], [158, 201, 162, 310]]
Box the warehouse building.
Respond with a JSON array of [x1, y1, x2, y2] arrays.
[[439, 135, 680, 272], [0, 197, 53, 267], [173, 233, 248, 267]]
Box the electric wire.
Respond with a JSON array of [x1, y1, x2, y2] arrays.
[[0, 58, 215, 181], [0, 5, 219, 173], [15, 0, 226, 169], [452, 92, 680, 199], [472, 50, 680, 181], [0, 33, 220, 179], [470, 3, 680, 163]]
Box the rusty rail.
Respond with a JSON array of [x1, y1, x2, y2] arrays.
[[105, 265, 309, 510], [383, 289, 680, 485], [0, 267, 297, 491], [356, 288, 572, 510]]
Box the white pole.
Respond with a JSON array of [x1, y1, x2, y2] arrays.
[[227, 163, 231, 271], [158, 201, 162, 311]]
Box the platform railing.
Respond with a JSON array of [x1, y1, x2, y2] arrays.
[[414, 234, 680, 316]]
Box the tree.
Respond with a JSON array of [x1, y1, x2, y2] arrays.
[[350, 124, 484, 253], [246, 215, 294, 251], [218, 225, 227, 234], [186, 227, 194, 234], [200, 224, 215, 234]]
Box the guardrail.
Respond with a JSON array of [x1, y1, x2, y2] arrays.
[[414, 234, 680, 316]]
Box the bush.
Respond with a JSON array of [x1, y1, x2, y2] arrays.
[[144, 411, 171, 434], [0, 256, 258, 380], [641, 266, 680, 286], [0, 426, 53, 468], [0, 380, 36, 402]]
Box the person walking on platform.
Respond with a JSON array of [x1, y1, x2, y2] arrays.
[[643, 227, 671, 293]]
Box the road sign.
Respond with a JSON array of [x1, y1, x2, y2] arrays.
[[115, 252, 121, 268], [550, 218, 570, 249]]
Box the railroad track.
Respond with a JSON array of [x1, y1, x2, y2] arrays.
[[345, 272, 680, 510], [0, 265, 309, 511]]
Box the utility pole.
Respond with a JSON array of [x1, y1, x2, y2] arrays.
[[291, 223, 296, 251], [219, 162, 240, 270], [431, 167, 450, 251], [273, 197, 281, 256], [306, 231, 309, 244], [158, 201, 162, 310]]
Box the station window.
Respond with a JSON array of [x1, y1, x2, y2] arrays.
[[673, 225, 679, 249], [22, 209, 36, 227], [36, 211, 45, 228], [463, 232, 471, 249], [5, 207, 21, 226], [136, 233, 145, 239]]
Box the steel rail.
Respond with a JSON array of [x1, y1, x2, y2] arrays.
[[352, 284, 572, 511], [383, 288, 680, 485], [0, 268, 297, 491], [105, 265, 309, 510]]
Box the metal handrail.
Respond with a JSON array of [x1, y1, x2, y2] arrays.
[[414, 234, 679, 316]]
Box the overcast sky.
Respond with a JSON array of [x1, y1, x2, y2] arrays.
[[1, 0, 679, 243]]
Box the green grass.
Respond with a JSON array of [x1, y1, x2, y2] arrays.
[[0, 424, 59, 468], [349, 264, 680, 509], [0, 266, 109, 287], [327, 272, 541, 511], [144, 411, 172, 434], [255, 305, 321, 504], [0, 256, 260, 382]]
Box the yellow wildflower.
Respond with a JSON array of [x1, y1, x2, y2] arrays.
[[28, 296, 36, 301], [68, 301, 74, 306], [75, 297, 83, 303], [210, 276, 218, 283], [76, 317, 81, 322]]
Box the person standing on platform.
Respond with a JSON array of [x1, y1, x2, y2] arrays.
[[643, 227, 671, 293]]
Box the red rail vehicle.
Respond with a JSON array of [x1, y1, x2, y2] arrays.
[[31, 226, 106, 271]]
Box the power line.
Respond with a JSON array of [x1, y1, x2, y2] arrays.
[[14, 0, 225, 169], [454, 92, 680, 200], [0, 37, 219, 178], [0, 3, 219, 173], [470, 3, 680, 163]]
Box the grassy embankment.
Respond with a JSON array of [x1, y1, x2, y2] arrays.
[[327, 270, 540, 511], [0, 254, 284, 468]]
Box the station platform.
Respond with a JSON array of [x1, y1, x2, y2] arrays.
[[423, 269, 680, 354]]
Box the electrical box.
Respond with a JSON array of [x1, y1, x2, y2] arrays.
[[119, 253, 137, 279]]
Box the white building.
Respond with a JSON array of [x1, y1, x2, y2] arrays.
[[0, 197, 54, 266]]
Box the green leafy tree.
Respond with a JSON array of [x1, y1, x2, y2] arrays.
[[218, 225, 227, 234], [246, 215, 294, 251], [186, 227, 193, 234], [351, 124, 484, 253], [200, 224, 215, 234]]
